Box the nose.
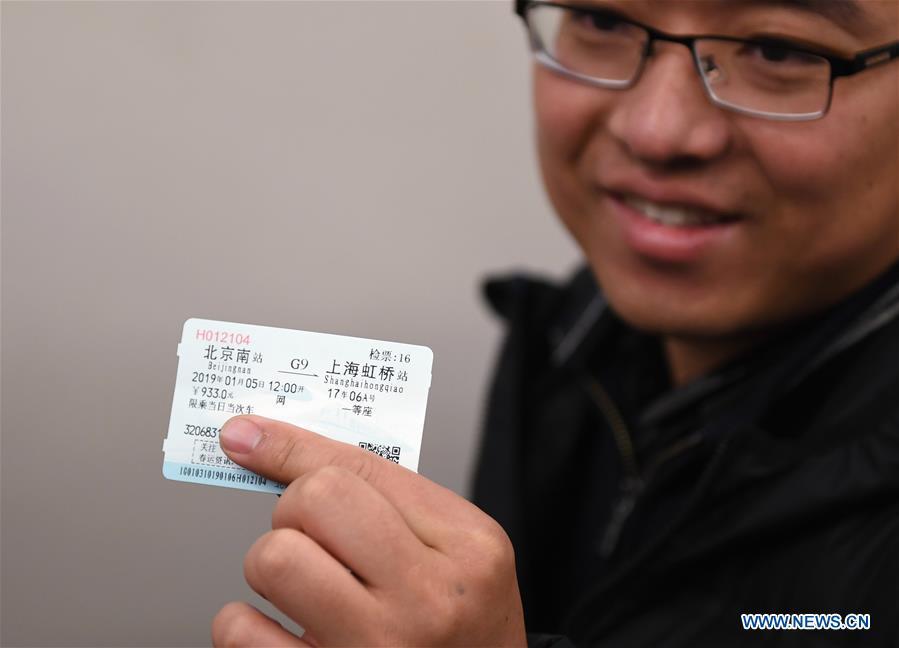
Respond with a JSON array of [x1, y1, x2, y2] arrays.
[[607, 41, 733, 167]]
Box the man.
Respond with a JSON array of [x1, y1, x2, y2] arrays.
[[211, 1, 899, 645]]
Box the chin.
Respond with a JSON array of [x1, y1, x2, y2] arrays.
[[588, 259, 761, 339]]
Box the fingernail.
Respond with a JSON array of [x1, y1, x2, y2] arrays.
[[220, 418, 262, 454]]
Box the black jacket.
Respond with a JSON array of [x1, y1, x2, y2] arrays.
[[473, 261, 899, 647]]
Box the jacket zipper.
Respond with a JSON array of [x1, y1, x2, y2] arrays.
[[587, 378, 702, 558]]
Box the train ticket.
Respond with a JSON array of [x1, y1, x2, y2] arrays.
[[163, 318, 434, 494]]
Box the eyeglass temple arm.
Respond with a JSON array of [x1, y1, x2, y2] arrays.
[[830, 41, 899, 78]]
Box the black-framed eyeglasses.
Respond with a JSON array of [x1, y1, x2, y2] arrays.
[[515, 0, 899, 121]]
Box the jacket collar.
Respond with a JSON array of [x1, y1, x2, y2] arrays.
[[542, 259, 899, 428]]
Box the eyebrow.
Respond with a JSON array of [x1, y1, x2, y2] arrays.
[[748, 0, 875, 33]]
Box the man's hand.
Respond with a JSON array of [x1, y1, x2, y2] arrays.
[[210, 415, 527, 647]]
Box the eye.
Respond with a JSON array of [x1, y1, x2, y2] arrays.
[[743, 40, 824, 66], [570, 8, 628, 33], [758, 43, 791, 62]]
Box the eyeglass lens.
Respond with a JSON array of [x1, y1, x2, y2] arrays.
[[528, 4, 833, 119]]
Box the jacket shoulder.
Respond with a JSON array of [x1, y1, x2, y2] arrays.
[[482, 265, 605, 370]]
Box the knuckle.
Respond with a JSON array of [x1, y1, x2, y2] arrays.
[[245, 529, 297, 589], [475, 517, 514, 556], [297, 465, 347, 501], [467, 520, 517, 585], [337, 448, 377, 483], [271, 435, 300, 477], [211, 602, 253, 648]]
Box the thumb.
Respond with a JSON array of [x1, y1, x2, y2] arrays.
[[218, 415, 380, 486]]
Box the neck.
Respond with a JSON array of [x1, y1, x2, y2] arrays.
[[662, 331, 772, 387]]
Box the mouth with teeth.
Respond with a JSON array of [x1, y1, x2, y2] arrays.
[[608, 191, 745, 263], [621, 194, 740, 227]]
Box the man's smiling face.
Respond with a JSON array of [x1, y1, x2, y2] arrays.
[[534, 0, 899, 360]]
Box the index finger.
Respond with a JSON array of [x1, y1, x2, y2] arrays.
[[219, 415, 478, 547]]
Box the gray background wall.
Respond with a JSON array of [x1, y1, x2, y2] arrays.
[[1, 1, 579, 645]]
